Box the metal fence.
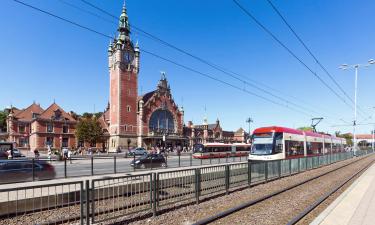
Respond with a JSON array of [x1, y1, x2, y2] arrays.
[[0, 180, 84, 225], [0, 150, 373, 225]]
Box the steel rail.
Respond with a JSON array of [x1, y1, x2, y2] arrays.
[[192, 154, 373, 225], [286, 158, 375, 225]]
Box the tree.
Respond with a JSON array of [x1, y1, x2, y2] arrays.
[[82, 112, 93, 119], [297, 126, 313, 131], [75, 117, 103, 146], [336, 133, 353, 146], [0, 110, 8, 132]]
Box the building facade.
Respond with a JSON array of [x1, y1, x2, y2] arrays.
[[6, 103, 77, 151], [3, 3, 247, 152], [183, 119, 247, 146]]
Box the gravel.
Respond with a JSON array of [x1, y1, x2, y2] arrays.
[[1, 154, 372, 225], [126, 155, 374, 225]]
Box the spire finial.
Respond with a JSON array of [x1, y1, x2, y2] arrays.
[[118, 0, 130, 41], [160, 71, 166, 80]]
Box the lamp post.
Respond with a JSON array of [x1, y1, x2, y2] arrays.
[[246, 117, 253, 143], [370, 107, 375, 151], [339, 59, 375, 152]]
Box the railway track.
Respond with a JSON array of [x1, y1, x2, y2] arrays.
[[192, 154, 375, 225]]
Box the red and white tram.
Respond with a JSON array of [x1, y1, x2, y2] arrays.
[[248, 126, 346, 161], [193, 143, 251, 159]]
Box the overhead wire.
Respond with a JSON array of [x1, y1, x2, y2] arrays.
[[11, 0, 324, 120], [76, 0, 343, 122], [232, 0, 360, 118], [265, 0, 370, 119]]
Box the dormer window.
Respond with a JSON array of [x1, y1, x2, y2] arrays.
[[32, 113, 39, 119], [54, 109, 62, 120]]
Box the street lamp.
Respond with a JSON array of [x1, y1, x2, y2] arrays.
[[246, 117, 253, 143], [370, 107, 375, 151], [339, 59, 374, 152]]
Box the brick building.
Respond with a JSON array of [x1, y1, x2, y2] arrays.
[[4, 3, 246, 152], [183, 119, 247, 146], [6, 102, 77, 151]]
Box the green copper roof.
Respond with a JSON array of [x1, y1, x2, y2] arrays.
[[118, 1, 130, 41]]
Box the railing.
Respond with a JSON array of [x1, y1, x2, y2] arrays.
[[0, 150, 373, 225], [0, 152, 249, 185], [0, 181, 85, 225]]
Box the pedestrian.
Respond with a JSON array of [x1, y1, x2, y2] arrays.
[[47, 145, 52, 161], [7, 149, 12, 159], [63, 148, 68, 159], [34, 149, 40, 159], [68, 149, 72, 163]]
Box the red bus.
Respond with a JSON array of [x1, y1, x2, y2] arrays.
[[193, 143, 251, 159]]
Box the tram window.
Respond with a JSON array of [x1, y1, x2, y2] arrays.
[[310, 142, 323, 155], [275, 144, 283, 153], [324, 143, 331, 154], [285, 140, 304, 156], [307, 142, 313, 155]]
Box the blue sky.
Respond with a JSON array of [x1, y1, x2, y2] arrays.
[[1, 0, 375, 134]]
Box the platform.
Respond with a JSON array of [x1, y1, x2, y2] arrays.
[[311, 162, 375, 225]]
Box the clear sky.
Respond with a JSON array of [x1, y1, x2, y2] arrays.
[[1, 0, 374, 134]]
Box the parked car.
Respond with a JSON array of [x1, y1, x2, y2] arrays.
[[0, 151, 8, 159], [130, 154, 167, 169], [128, 147, 148, 156], [0, 160, 56, 183], [12, 149, 25, 158]]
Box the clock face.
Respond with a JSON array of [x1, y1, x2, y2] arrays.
[[123, 51, 134, 63]]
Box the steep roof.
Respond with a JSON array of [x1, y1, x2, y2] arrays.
[[14, 103, 44, 121], [356, 134, 373, 139], [38, 103, 75, 121], [235, 127, 245, 133], [140, 91, 155, 103]]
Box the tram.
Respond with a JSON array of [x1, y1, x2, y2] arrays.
[[193, 142, 251, 159], [248, 126, 346, 161]]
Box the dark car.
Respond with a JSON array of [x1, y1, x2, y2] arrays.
[[0, 160, 56, 183], [12, 149, 25, 158], [130, 154, 167, 169], [0, 151, 8, 159], [128, 147, 148, 156]]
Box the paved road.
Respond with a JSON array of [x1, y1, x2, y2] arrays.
[[0, 154, 248, 184], [52, 155, 247, 178]]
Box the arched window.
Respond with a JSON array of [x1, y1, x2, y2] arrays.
[[149, 109, 175, 133]]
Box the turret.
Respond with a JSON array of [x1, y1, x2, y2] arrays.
[[134, 40, 140, 73]]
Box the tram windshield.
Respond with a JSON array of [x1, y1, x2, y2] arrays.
[[251, 132, 277, 155]]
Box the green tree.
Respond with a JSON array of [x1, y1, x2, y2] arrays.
[[297, 126, 313, 131], [336, 133, 353, 146], [0, 110, 8, 132], [75, 117, 103, 145], [82, 112, 93, 119]]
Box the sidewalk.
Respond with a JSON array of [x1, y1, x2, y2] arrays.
[[311, 162, 375, 225]]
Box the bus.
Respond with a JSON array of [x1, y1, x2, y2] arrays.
[[249, 126, 346, 161], [193, 142, 251, 159]]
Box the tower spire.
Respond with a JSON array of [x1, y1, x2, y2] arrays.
[[118, 0, 130, 42]]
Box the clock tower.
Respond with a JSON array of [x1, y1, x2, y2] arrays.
[[108, 2, 140, 152]]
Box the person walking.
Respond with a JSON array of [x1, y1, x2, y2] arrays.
[[68, 149, 72, 164], [34, 149, 40, 160], [47, 145, 52, 161]]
